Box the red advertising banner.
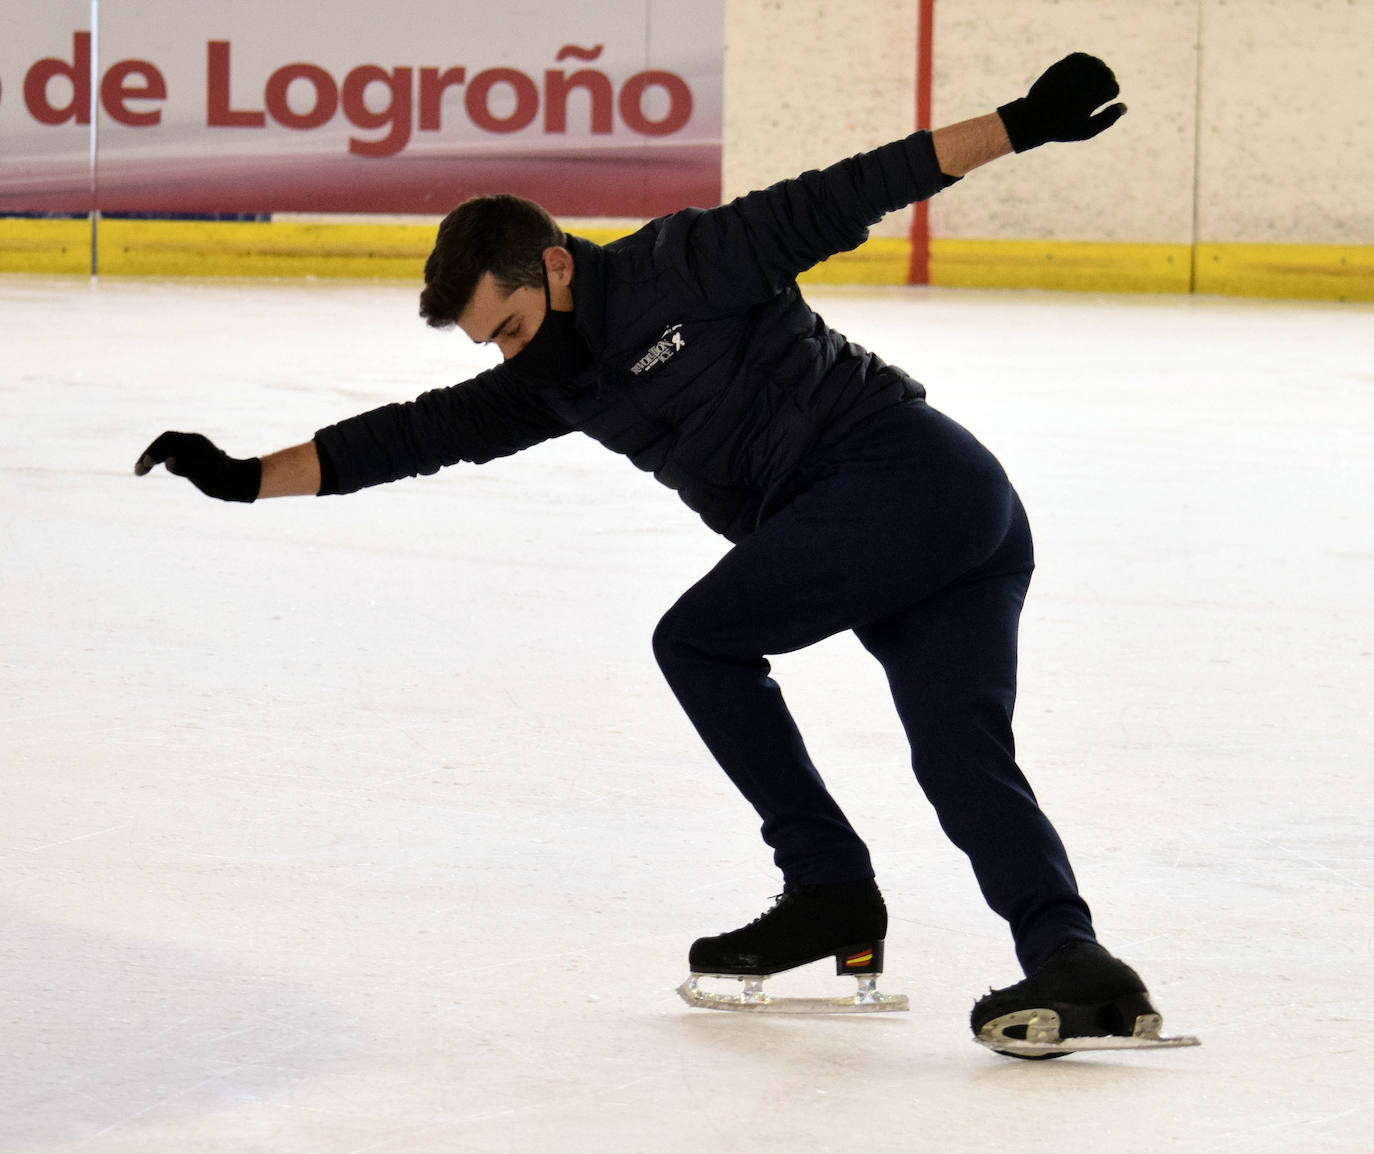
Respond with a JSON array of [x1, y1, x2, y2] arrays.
[[0, 0, 93, 213], [0, 0, 723, 217]]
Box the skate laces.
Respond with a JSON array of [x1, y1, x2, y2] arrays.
[[740, 881, 882, 933], [746, 892, 789, 926]]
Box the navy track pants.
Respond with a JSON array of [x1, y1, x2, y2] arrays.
[[651, 400, 1095, 974]]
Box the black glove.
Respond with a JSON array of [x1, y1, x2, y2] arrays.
[[134, 431, 261, 502], [997, 53, 1126, 153]]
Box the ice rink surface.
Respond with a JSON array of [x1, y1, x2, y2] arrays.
[[2, 273, 1371, 1152]]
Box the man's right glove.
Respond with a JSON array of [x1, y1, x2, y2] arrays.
[[996, 53, 1126, 153], [134, 431, 261, 502]]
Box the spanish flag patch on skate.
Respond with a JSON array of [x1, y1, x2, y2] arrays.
[[843, 949, 875, 969]]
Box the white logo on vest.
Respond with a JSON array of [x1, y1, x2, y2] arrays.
[[630, 324, 686, 375]]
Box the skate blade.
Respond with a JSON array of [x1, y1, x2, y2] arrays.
[[975, 1008, 1200, 1057], [677, 973, 909, 1014]]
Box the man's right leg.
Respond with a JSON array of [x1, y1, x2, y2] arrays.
[[650, 557, 875, 888]]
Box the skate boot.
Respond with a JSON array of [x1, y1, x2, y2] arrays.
[[676, 880, 909, 1014], [971, 941, 1200, 1058]]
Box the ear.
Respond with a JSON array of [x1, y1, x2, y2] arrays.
[[542, 245, 575, 291]]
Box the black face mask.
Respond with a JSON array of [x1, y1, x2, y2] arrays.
[[503, 270, 593, 386]]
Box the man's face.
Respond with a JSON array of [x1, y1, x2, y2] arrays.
[[457, 273, 547, 361]]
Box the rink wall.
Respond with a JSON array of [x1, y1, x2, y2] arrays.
[[2, 0, 1372, 301]]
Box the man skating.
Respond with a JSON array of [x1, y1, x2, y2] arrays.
[[137, 54, 1195, 1056]]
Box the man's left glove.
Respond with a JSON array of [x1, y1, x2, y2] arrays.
[[134, 431, 261, 502], [997, 53, 1126, 153]]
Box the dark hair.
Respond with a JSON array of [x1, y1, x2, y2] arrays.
[[419, 194, 564, 329]]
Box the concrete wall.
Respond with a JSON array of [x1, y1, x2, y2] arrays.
[[925, 0, 1198, 245], [720, 0, 1374, 298], [726, 0, 1374, 246], [1195, 0, 1373, 246], [722, 0, 918, 240]]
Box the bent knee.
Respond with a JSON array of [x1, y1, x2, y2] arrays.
[[652, 597, 749, 672], [651, 604, 693, 670]]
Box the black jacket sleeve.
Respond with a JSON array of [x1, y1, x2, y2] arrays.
[[313, 368, 572, 495], [659, 130, 955, 308]]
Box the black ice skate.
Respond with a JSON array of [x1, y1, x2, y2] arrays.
[[971, 941, 1200, 1058], [676, 880, 909, 1014]]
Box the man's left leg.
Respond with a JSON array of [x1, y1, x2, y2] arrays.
[[855, 561, 1183, 1050], [853, 566, 1095, 975]]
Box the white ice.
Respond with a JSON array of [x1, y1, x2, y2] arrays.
[[2, 274, 1371, 1153]]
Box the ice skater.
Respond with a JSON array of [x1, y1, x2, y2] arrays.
[[137, 53, 1196, 1055]]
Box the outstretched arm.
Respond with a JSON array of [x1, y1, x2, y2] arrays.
[[135, 368, 573, 502], [134, 432, 320, 501], [667, 53, 1125, 307]]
